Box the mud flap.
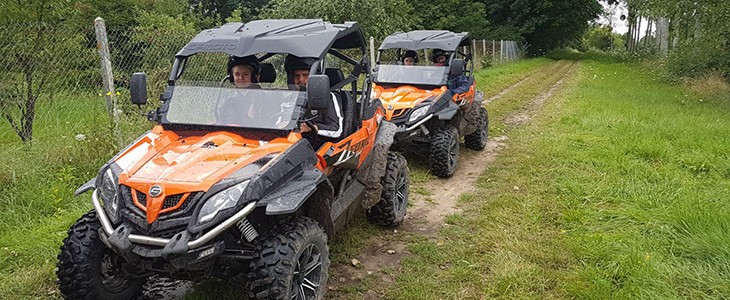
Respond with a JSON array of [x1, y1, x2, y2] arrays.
[[356, 121, 397, 209]]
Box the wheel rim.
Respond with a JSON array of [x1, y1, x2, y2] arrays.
[[395, 169, 408, 213], [448, 135, 458, 170], [292, 244, 323, 300], [99, 250, 133, 292]]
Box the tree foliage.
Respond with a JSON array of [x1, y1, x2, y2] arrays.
[[625, 0, 729, 78], [482, 0, 603, 55], [0, 0, 91, 144], [583, 25, 624, 51], [260, 0, 418, 40], [406, 0, 488, 38]]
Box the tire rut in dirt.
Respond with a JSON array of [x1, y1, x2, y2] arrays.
[[56, 210, 146, 300], [485, 60, 568, 104], [249, 216, 329, 300], [430, 125, 460, 178], [366, 152, 409, 227]]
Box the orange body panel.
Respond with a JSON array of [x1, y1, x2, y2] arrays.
[[316, 106, 384, 173], [373, 82, 477, 121], [115, 125, 302, 223]]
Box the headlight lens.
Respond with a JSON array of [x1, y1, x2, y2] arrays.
[[198, 180, 250, 223], [98, 169, 119, 216], [408, 106, 430, 123]]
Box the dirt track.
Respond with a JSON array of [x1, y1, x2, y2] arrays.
[[141, 60, 579, 299], [327, 60, 578, 299]]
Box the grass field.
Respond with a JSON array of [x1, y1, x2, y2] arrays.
[[388, 56, 730, 299]]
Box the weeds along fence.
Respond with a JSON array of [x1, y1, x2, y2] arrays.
[[0, 20, 521, 146]]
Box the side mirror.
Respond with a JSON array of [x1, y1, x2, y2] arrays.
[[450, 59, 465, 77], [307, 75, 330, 111], [130, 72, 147, 105]]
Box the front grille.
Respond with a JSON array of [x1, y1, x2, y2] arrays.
[[163, 194, 183, 210], [116, 185, 204, 238], [136, 191, 147, 206], [392, 108, 407, 118]]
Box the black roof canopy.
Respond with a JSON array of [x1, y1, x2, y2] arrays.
[[176, 19, 365, 58], [378, 30, 470, 51]]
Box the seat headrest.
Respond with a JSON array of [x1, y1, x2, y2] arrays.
[[259, 63, 276, 83], [324, 68, 345, 89]]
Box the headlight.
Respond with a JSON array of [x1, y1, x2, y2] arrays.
[[98, 169, 119, 217], [408, 106, 430, 123], [198, 180, 250, 223]]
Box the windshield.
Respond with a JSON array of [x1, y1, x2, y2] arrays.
[[162, 81, 304, 130], [374, 65, 448, 86]]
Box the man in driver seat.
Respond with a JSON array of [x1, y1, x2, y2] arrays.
[[284, 54, 343, 148], [431, 49, 470, 95]]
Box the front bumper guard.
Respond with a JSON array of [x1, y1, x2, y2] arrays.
[[92, 190, 256, 250]]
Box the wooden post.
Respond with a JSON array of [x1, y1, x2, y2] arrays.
[[94, 17, 122, 147], [369, 36, 376, 71], [500, 40, 504, 64], [482, 39, 486, 56], [492, 40, 495, 62]]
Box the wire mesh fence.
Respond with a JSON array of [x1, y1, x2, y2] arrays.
[[0, 20, 522, 145]]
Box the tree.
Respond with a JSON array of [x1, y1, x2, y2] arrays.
[[260, 0, 419, 40], [481, 0, 602, 56], [407, 0, 489, 38], [0, 0, 86, 144]]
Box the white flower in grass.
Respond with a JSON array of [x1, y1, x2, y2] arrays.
[[75, 134, 86, 141]]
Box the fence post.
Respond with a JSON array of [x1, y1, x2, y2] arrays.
[[482, 39, 486, 56], [472, 39, 477, 68], [500, 40, 504, 64], [369, 36, 376, 71], [492, 40, 495, 62], [94, 17, 122, 147]]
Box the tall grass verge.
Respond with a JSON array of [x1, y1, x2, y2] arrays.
[[390, 57, 729, 299]]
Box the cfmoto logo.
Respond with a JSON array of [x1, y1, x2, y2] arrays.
[[149, 185, 163, 197]]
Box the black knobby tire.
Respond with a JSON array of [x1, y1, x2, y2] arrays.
[[249, 217, 329, 300], [464, 106, 489, 150], [367, 152, 409, 227], [430, 125, 460, 178], [56, 210, 145, 300]]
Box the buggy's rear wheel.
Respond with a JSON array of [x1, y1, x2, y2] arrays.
[[367, 152, 409, 227], [430, 125, 460, 178], [249, 217, 329, 300], [464, 106, 488, 150], [56, 210, 145, 300]]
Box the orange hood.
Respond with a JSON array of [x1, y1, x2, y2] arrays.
[[113, 126, 295, 223], [372, 84, 447, 120]]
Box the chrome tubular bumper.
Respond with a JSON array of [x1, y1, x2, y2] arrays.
[[406, 114, 433, 131], [92, 190, 256, 249]]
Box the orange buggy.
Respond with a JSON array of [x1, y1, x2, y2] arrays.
[[372, 31, 489, 178], [56, 19, 408, 300]]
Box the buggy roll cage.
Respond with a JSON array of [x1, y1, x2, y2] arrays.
[[162, 19, 372, 118]]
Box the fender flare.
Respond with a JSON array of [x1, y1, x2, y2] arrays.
[[259, 167, 329, 216], [74, 178, 96, 196], [258, 168, 336, 234], [436, 101, 459, 120]]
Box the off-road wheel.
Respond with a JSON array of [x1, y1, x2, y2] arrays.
[[56, 210, 145, 300], [430, 125, 459, 178], [367, 152, 409, 227], [249, 217, 329, 300], [464, 106, 489, 150]]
